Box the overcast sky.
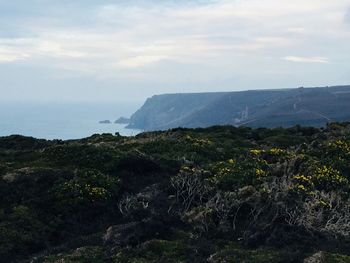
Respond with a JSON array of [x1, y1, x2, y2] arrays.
[[0, 0, 350, 102]]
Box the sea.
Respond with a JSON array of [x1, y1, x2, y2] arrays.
[[0, 101, 142, 140]]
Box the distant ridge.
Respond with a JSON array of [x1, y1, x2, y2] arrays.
[[126, 85, 350, 131]]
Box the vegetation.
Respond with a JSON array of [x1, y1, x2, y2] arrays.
[[1, 123, 350, 262]]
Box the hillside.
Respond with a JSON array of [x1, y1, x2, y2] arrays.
[[126, 85, 350, 131], [1, 124, 350, 262]]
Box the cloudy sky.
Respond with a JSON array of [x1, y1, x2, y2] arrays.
[[0, 0, 350, 102]]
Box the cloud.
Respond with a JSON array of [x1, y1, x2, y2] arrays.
[[116, 55, 170, 68], [283, 56, 329, 63], [287, 27, 306, 34], [1, 1, 348, 66], [1, 0, 350, 101], [0, 52, 29, 62], [0, 1, 298, 70], [346, 8, 350, 23], [0, 38, 33, 62]]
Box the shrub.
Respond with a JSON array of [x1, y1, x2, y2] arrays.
[[52, 169, 120, 217], [312, 166, 349, 192]]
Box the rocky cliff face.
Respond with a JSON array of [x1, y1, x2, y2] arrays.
[[126, 92, 227, 130], [127, 85, 350, 131]]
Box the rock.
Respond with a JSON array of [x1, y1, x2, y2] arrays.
[[115, 117, 130, 124], [2, 167, 58, 183], [103, 219, 168, 249], [136, 184, 161, 203], [3, 167, 36, 182], [104, 222, 137, 247], [304, 251, 325, 263], [99, 120, 111, 124], [72, 247, 87, 257]]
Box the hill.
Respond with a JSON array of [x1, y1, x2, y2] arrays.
[[126, 85, 350, 131], [1, 124, 350, 262]]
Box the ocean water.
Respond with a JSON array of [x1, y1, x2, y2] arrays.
[[0, 101, 142, 140]]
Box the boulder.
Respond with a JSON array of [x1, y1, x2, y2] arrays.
[[115, 117, 130, 124], [304, 251, 325, 263], [103, 218, 168, 249], [99, 120, 111, 124]]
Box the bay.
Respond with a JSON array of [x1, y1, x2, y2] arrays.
[[0, 101, 141, 140]]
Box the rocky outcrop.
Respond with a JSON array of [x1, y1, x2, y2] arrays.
[[103, 219, 168, 249], [99, 120, 111, 124], [304, 251, 326, 263], [114, 117, 130, 124], [126, 92, 226, 130]]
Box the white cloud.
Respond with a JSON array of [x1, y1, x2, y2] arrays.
[[0, 52, 29, 62], [283, 56, 329, 63], [1, 0, 349, 70], [1, 0, 350, 101], [287, 27, 306, 34], [346, 8, 350, 23], [116, 55, 170, 68], [0, 39, 33, 62]]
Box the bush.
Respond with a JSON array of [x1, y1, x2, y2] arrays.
[[53, 169, 121, 216]]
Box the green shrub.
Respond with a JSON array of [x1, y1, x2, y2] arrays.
[[53, 169, 120, 215]]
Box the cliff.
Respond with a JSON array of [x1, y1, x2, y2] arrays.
[[127, 85, 350, 131]]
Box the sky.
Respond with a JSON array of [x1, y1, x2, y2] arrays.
[[0, 0, 350, 103]]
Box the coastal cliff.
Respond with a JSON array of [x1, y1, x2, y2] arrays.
[[127, 85, 350, 131]]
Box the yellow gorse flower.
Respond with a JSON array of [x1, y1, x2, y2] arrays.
[[313, 165, 348, 186], [269, 148, 284, 155], [255, 168, 265, 177], [293, 174, 312, 182], [250, 149, 264, 155]]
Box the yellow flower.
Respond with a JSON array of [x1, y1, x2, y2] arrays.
[[250, 149, 264, 155], [293, 174, 311, 182], [269, 148, 284, 155], [255, 168, 265, 177], [319, 201, 328, 207], [297, 185, 306, 191]]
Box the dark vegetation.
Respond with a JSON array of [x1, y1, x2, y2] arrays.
[[1, 123, 350, 262]]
